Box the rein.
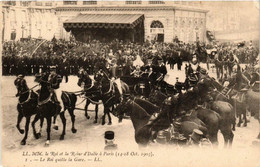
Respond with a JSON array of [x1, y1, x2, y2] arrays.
[[18, 84, 39, 95], [18, 90, 32, 105], [38, 92, 53, 106], [103, 80, 113, 95], [80, 94, 103, 105], [84, 79, 95, 91]]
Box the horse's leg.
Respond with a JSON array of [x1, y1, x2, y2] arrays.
[[101, 107, 107, 125], [228, 131, 234, 148], [68, 109, 77, 133], [85, 100, 90, 119], [31, 114, 41, 139], [221, 131, 229, 148], [243, 111, 247, 127], [20, 116, 31, 145], [53, 115, 58, 130], [45, 117, 51, 146], [237, 113, 242, 127], [232, 117, 236, 131], [38, 117, 44, 136], [208, 133, 219, 147], [94, 104, 98, 124], [59, 112, 66, 140], [107, 108, 112, 125], [16, 113, 24, 134]]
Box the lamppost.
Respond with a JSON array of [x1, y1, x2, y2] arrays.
[[21, 24, 25, 38]]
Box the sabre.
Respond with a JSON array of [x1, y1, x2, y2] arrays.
[[30, 39, 47, 57]]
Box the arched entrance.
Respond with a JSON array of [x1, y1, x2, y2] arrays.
[[150, 20, 164, 42]]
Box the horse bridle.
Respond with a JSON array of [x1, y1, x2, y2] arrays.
[[15, 78, 39, 96]]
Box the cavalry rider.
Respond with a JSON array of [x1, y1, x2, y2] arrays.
[[222, 63, 250, 98], [47, 66, 62, 104], [186, 54, 201, 78]]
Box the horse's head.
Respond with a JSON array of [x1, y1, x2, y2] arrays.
[[113, 99, 132, 122], [35, 72, 49, 86], [48, 72, 62, 89], [14, 75, 28, 96], [148, 89, 167, 105], [35, 72, 62, 90], [77, 68, 91, 88], [94, 69, 104, 83]]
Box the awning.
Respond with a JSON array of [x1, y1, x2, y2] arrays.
[[64, 14, 144, 31]]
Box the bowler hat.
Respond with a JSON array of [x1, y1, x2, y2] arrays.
[[105, 131, 115, 140]]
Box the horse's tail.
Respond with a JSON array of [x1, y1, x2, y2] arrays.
[[61, 91, 77, 111]]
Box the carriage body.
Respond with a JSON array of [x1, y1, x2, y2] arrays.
[[120, 76, 151, 98]]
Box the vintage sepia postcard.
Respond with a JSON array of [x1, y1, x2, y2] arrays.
[[1, 0, 260, 167]]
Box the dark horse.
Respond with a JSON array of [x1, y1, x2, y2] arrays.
[[114, 97, 208, 147], [94, 69, 130, 125], [196, 76, 235, 147], [76, 68, 102, 123], [31, 72, 65, 146], [14, 75, 44, 145]]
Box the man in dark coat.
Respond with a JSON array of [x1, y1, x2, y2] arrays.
[[177, 50, 183, 71]]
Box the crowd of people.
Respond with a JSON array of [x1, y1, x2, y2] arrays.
[[2, 37, 259, 78]]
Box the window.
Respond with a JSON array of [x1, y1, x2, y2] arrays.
[[35, 2, 43, 6], [83, 1, 97, 5], [63, 1, 77, 5], [20, 1, 30, 6], [125, 1, 142, 5], [150, 21, 164, 28], [3, 1, 16, 6], [149, 1, 165, 4], [45, 2, 53, 6]]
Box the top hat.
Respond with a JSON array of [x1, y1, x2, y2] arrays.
[[17, 74, 24, 79], [200, 68, 207, 75], [105, 131, 115, 140]]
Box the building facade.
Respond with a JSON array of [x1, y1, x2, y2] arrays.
[[2, 1, 208, 43], [2, 1, 58, 41]]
